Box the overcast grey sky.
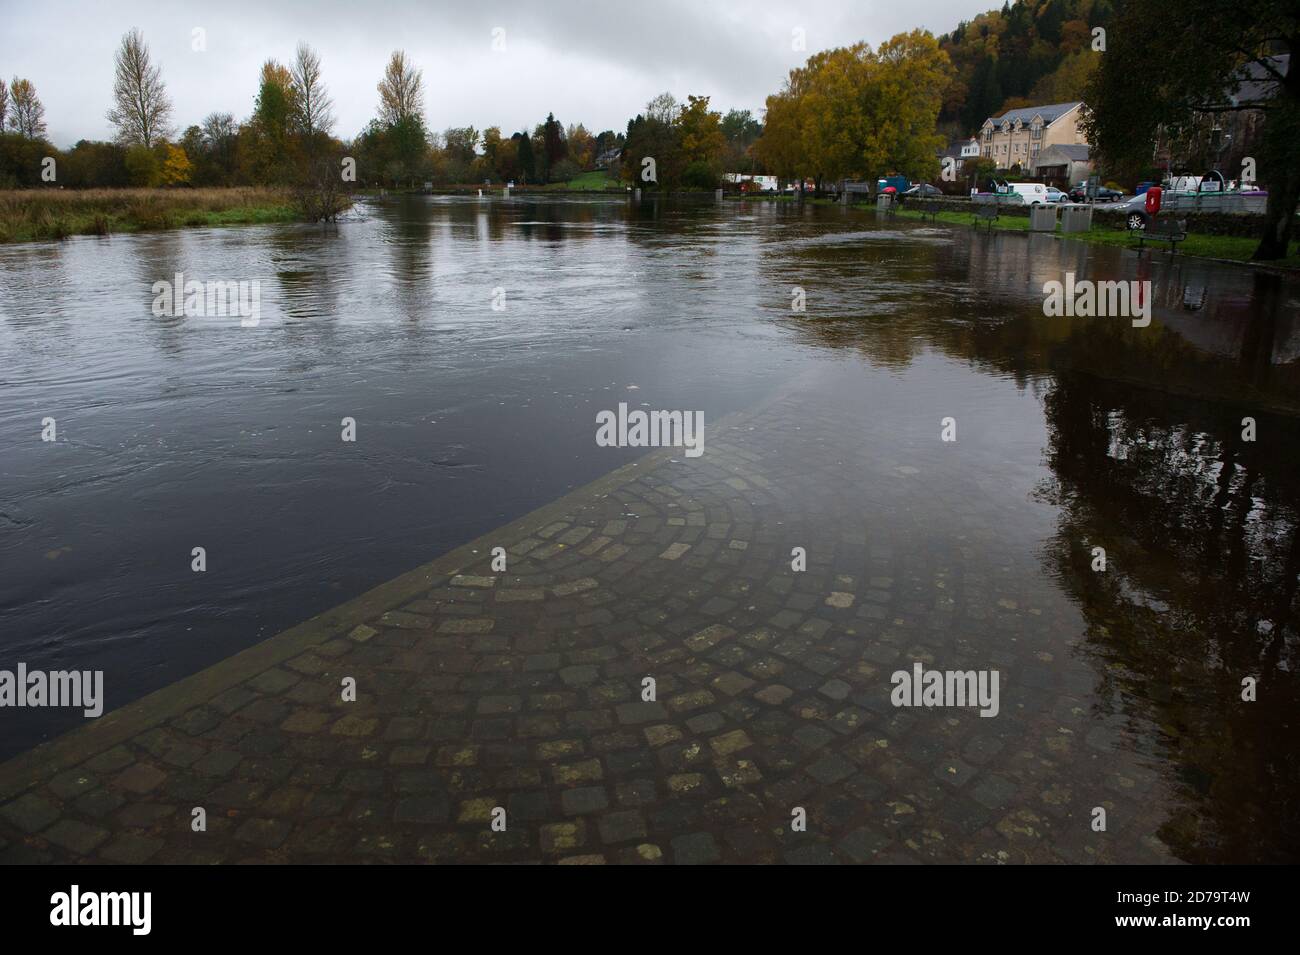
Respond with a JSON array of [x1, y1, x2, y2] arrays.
[[1, 0, 986, 147]]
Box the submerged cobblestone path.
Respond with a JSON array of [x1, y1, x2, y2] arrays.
[[0, 381, 1177, 864]]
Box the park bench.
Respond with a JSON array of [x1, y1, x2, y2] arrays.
[[973, 203, 998, 229], [914, 199, 939, 221], [1135, 216, 1187, 253]]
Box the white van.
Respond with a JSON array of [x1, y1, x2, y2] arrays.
[[999, 182, 1050, 205]]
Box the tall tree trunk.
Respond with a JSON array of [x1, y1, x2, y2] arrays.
[[1251, 71, 1300, 261], [1251, 159, 1299, 260]]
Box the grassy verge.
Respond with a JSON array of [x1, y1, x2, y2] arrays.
[[563, 171, 623, 191], [0, 188, 316, 243], [892, 207, 1300, 268]]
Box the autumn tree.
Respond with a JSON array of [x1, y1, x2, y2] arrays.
[[160, 143, 193, 185], [107, 29, 173, 148], [757, 31, 951, 192], [678, 96, 725, 167], [566, 123, 594, 170], [755, 82, 808, 189], [621, 91, 687, 188], [377, 50, 424, 126], [241, 60, 298, 183], [1029, 50, 1099, 102], [7, 78, 47, 140], [291, 41, 334, 154], [491, 128, 521, 182], [374, 50, 427, 185], [0, 80, 8, 131], [479, 126, 511, 181], [874, 31, 953, 180]]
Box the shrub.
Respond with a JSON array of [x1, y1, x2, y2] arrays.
[[682, 160, 718, 190]]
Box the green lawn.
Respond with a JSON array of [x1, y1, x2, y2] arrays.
[[892, 207, 1300, 268], [564, 171, 622, 191]]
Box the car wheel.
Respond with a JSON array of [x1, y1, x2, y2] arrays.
[[1127, 212, 1147, 231]]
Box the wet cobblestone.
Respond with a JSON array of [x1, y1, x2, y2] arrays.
[[0, 386, 1177, 864]]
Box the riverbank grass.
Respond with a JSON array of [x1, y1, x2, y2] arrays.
[[563, 171, 623, 191], [0, 188, 309, 243], [892, 207, 1300, 268]]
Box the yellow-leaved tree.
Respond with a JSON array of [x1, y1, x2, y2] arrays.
[[757, 30, 952, 191], [160, 143, 193, 186]]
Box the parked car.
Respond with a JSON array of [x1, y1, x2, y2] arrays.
[[1068, 183, 1124, 202], [1119, 193, 1152, 230], [1044, 186, 1068, 203], [903, 183, 943, 198]]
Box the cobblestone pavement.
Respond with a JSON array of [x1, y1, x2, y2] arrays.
[[0, 376, 1179, 864]]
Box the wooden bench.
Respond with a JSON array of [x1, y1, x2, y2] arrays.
[[1135, 216, 1187, 252], [973, 203, 998, 229]]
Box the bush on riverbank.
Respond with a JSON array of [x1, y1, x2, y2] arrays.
[[0, 187, 314, 243]]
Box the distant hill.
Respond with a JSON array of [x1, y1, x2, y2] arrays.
[[936, 0, 1115, 136]]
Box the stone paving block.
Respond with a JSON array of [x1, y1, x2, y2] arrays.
[[560, 786, 609, 816], [671, 832, 720, 864], [0, 395, 1182, 866], [0, 793, 59, 833], [112, 763, 168, 795], [44, 820, 110, 854]]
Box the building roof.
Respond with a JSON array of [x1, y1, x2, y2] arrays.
[[1036, 144, 1090, 162], [938, 138, 979, 159], [985, 101, 1081, 128]]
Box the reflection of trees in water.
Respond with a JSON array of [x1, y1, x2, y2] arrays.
[[1039, 372, 1300, 862], [786, 246, 1300, 409], [788, 273, 1300, 859], [944, 298, 1300, 861]]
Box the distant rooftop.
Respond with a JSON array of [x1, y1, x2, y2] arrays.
[[986, 101, 1081, 127], [1037, 144, 1090, 161], [939, 138, 979, 159]]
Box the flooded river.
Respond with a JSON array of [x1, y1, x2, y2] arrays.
[[1, 196, 1297, 861]]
